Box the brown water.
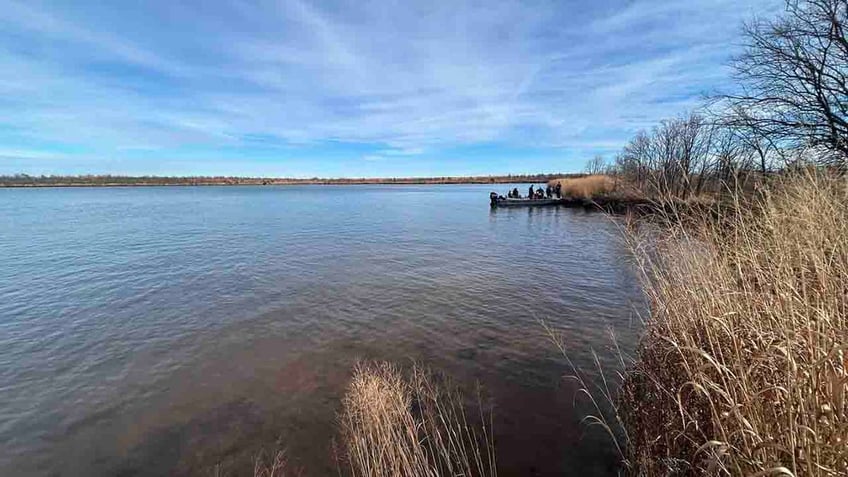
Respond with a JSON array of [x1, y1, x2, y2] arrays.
[[0, 184, 645, 476]]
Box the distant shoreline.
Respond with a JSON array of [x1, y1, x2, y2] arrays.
[[0, 174, 579, 188]]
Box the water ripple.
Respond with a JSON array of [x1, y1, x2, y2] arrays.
[[0, 185, 645, 476]]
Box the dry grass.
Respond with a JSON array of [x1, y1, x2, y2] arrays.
[[549, 174, 617, 198], [617, 172, 848, 475], [253, 450, 292, 477], [339, 362, 496, 477], [210, 449, 293, 477]]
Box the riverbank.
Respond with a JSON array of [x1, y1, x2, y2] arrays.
[[616, 172, 848, 475], [545, 174, 716, 215], [0, 173, 578, 188], [548, 172, 846, 474]]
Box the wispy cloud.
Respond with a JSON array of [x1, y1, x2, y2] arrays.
[[0, 0, 781, 175]]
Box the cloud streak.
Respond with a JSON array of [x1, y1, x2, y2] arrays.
[[0, 0, 780, 175]]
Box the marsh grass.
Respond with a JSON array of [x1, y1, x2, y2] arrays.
[[557, 172, 848, 476], [550, 172, 847, 475], [253, 450, 293, 477], [549, 175, 617, 198], [339, 362, 496, 477], [545, 325, 632, 465]]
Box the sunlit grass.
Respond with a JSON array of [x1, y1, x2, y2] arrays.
[[549, 172, 847, 476], [340, 362, 496, 477], [549, 175, 617, 198], [614, 172, 847, 475]]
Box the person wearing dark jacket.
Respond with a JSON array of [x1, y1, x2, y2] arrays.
[[545, 185, 552, 198], [555, 182, 562, 198], [528, 185, 535, 199], [512, 187, 520, 198]]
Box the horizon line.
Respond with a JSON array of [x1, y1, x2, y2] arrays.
[[0, 172, 584, 187]]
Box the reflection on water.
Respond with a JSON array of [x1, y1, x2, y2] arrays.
[[0, 185, 645, 476]]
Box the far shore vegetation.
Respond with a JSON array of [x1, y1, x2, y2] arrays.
[[0, 173, 576, 188]]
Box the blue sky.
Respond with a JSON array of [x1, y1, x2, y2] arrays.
[[0, 0, 780, 177]]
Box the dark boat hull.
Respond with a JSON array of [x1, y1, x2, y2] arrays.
[[491, 198, 566, 207]]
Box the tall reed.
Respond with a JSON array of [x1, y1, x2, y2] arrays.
[[339, 362, 496, 477], [619, 173, 848, 475], [253, 450, 291, 477], [549, 175, 616, 198]]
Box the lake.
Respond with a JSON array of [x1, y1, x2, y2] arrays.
[[0, 185, 645, 476]]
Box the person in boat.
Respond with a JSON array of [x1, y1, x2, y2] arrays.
[[528, 185, 535, 199], [545, 185, 552, 198], [512, 187, 520, 198], [555, 182, 562, 198]]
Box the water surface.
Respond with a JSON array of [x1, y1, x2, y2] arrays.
[[0, 185, 644, 476]]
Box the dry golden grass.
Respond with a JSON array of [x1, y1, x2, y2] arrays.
[[339, 362, 495, 477], [616, 172, 848, 475], [549, 175, 616, 198]]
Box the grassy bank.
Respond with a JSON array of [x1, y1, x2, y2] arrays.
[[548, 175, 617, 198], [615, 172, 848, 475], [546, 174, 681, 214]]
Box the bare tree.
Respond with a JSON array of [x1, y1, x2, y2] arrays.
[[608, 0, 848, 198], [584, 155, 607, 174], [717, 105, 784, 174], [617, 131, 652, 189], [725, 0, 848, 167]]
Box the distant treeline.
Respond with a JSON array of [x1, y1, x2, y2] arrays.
[[0, 173, 579, 187]]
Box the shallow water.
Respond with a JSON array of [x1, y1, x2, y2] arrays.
[[0, 184, 645, 476]]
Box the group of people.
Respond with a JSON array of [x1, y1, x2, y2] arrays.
[[505, 183, 562, 200]]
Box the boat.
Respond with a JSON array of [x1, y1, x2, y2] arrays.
[[489, 193, 567, 207], [490, 192, 651, 212]]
